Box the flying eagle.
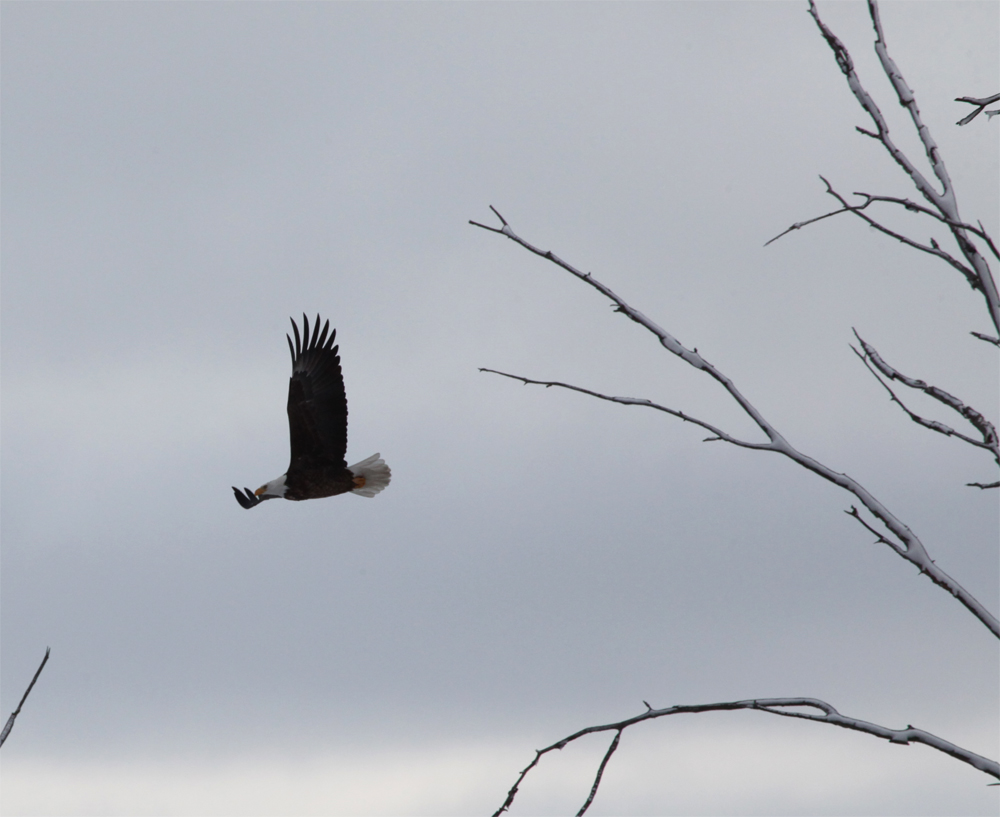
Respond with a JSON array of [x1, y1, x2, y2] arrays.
[[233, 314, 390, 509]]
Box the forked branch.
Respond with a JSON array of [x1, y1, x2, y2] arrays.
[[768, 186, 1000, 262], [767, 179, 992, 293], [472, 209, 999, 638], [491, 697, 1000, 815], [800, 0, 1000, 336], [852, 331, 1000, 472], [955, 93, 1000, 126]]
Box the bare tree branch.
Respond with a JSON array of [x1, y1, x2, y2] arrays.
[[955, 93, 1000, 126], [767, 183, 1000, 264], [768, 178, 982, 291], [846, 505, 905, 554], [805, 0, 1000, 337], [472, 209, 1000, 639], [0, 647, 51, 748], [575, 730, 621, 816], [848, 197, 1000, 261], [478, 369, 768, 449], [852, 331, 1000, 468], [491, 697, 1000, 815], [478, 4, 997, 812]]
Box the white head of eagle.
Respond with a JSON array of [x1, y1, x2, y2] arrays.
[[233, 314, 391, 509]]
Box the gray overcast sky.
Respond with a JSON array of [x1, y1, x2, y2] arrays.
[[2, 2, 997, 815]]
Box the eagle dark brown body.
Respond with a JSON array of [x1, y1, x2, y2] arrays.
[[233, 314, 390, 509]]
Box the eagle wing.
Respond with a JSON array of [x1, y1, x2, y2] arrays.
[[285, 314, 349, 471]]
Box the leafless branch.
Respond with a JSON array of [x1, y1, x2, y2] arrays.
[[478, 4, 997, 811], [971, 331, 1000, 347], [575, 730, 622, 816], [967, 480, 1000, 490], [852, 332, 1000, 468], [845, 505, 905, 554], [491, 697, 999, 815], [0, 647, 51, 748], [478, 369, 767, 450], [955, 93, 1000, 126], [804, 0, 1000, 337], [767, 184, 999, 264], [769, 178, 982, 291], [472, 209, 999, 639]]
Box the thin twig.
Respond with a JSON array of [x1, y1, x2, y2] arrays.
[[478, 369, 767, 450], [492, 750, 545, 817], [845, 505, 905, 553], [0, 648, 51, 748], [955, 93, 1000, 126], [767, 187, 999, 263], [491, 697, 999, 814], [816, 180, 979, 291], [576, 730, 622, 816]]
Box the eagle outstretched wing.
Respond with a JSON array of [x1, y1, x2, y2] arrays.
[[285, 314, 349, 471]]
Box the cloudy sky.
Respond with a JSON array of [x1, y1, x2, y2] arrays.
[[2, 2, 997, 815]]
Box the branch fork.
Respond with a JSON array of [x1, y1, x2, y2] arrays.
[[472, 207, 998, 638], [492, 696, 999, 815]]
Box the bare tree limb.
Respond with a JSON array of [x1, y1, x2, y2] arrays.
[[0, 647, 51, 748], [768, 178, 982, 291], [852, 331, 1000, 468], [478, 369, 768, 450], [472, 209, 999, 639], [491, 697, 999, 815], [846, 505, 905, 554], [575, 730, 621, 817], [955, 93, 1000, 126], [767, 183, 1000, 264], [971, 331, 1000, 347], [805, 0, 1000, 337]]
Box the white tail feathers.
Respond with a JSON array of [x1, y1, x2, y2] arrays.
[[348, 453, 391, 498]]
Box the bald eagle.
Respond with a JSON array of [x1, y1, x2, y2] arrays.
[[233, 314, 390, 509]]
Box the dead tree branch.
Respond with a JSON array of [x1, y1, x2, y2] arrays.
[[476, 3, 997, 810], [0, 647, 51, 748], [491, 697, 1000, 815], [971, 331, 1000, 347], [798, 0, 1000, 337], [472, 208, 999, 639], [767, 178, 983, 288], [852, 331, 1000, 471], [478, 369, 769, 449], [767, 178, 996, 289], [955, 93, 1000, 126]]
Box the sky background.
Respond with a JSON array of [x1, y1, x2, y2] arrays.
[[2, 2, 998, 815]]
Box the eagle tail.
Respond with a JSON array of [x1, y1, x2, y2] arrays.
[[349, 453, 391, 498]]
